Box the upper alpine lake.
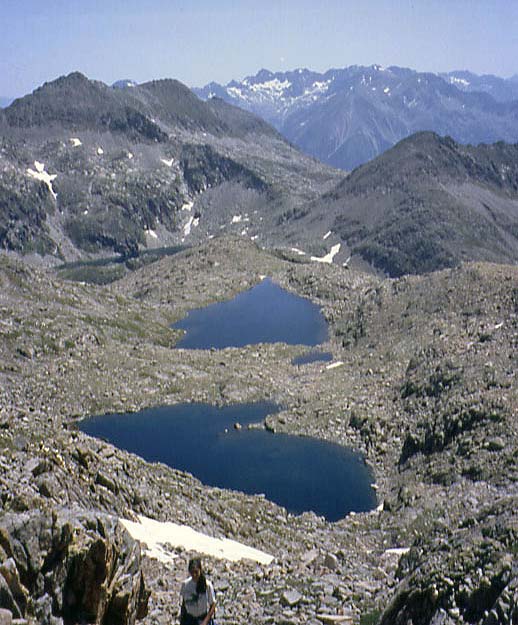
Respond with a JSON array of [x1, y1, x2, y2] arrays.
[[172, 277, 329, 349]]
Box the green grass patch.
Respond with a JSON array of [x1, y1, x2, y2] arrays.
[[360, 610, 382, 625]]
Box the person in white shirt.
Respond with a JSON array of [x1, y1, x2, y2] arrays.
[[179, 557, 216, 625]]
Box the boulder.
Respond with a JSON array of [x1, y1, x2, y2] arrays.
[[281, 589, 303, 607], [323, 553, 339, 571], [0, 608, 12, 625], [0, 508, 149, 625]]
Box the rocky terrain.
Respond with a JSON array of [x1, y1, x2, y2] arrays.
[[194, 65, 518, 170], [0, 235, 516, 624]]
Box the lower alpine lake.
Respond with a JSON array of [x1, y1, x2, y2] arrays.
[[172, 278, 329, 349], [79, 402, 377, 522]]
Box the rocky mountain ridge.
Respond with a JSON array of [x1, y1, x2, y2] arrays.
[[194, 65, 518, 170], [279, 131, 518, 276], [4, 71, 518, 280]]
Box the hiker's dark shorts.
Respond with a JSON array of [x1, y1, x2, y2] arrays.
[[180, 611, 211, 625]]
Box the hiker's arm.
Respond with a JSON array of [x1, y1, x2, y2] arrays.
[[200, 601, 216, 625]]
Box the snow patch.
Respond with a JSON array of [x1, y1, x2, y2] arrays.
[[382, 547, 410, 559], [161, 158, 174, 167], [182, 201, 194, 212], [97, 147, 104, 155], [120, 515, 274, 566], [383, 87, 390, 94], [27, 161, 57, 199], [311, 243, 341, 264], [304, 80, 331, 96], [323, 230, 332, 240], [449, 76, 470, 87], [227, 86, 245, 99], [70, 137, 82, 147], [182, 215, 200, 239], [145, 229, 158, 239], [128, 152, 133, 159], [251, 78, 291, 94], [326, 361, 344, 370], [231, 214, 243, 223], [290, 247, 306, 256], [371, 502, 384, 514]]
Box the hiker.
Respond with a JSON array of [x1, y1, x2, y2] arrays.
[[179, 557, 217, 625]]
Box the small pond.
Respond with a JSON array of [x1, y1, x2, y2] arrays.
[[79, 402, 376, 522], [291, 351, 334, 366], [172, 278, 329, 349]]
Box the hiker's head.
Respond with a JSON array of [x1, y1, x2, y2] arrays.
[[188, 557, 206, 593], [188, 557, 202, 581]]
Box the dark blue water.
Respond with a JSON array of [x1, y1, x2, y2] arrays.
[[292, 351, 334, 366], [79, 402, 376, 521], [172, 278, 329, 349]]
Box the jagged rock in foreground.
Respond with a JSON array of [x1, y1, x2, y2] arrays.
[[0, 507, 149, 624]]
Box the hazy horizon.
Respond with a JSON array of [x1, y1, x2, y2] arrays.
[[2, 0, 517, 99]]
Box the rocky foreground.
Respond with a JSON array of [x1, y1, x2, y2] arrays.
[[0, 236, 516, 625]]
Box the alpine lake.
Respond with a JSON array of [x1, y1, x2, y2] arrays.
[[79, 278, 377, 522]]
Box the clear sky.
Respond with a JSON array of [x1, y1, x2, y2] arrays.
[[2, 0, 518, 98]]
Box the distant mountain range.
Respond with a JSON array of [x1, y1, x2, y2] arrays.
[[194, 65, 518, 170], [2, 71, 518, 277]]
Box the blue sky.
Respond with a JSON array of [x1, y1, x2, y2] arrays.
[[2, 0, 518, 98]]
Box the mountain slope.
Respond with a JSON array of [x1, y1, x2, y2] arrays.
[[440, 69, 518, 102], [194, 65, 518, 170], [0, 72, 342, 260], [283, 132, 518, 276]]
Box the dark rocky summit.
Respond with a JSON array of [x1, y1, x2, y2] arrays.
[[286, 132, 518, 276], [0, 72, 340, 262], [0, 236, 516, 624]]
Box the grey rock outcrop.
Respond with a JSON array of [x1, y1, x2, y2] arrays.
[[0, 507, 149, 625]]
